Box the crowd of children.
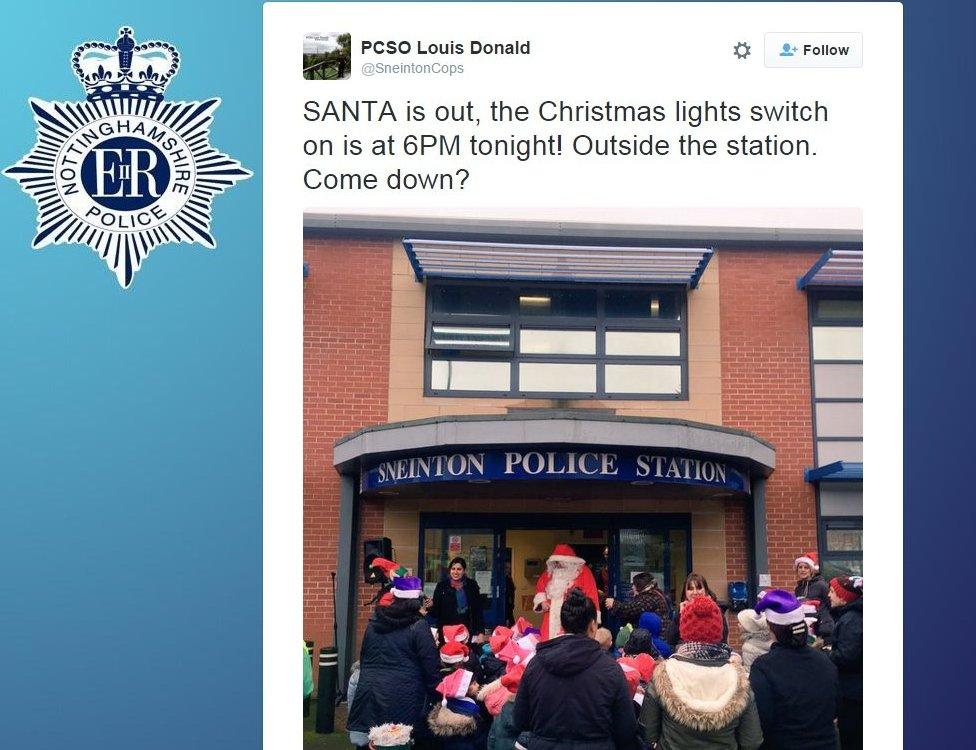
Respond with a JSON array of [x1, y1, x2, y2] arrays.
[[347, 547, 863, 750]]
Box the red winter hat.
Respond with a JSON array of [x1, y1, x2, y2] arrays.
[[795, 552, 819, 571], [830, 576, 863, 604], [489, 626, 513, 654], [679, 595, 724, 644], [439, 642, 470, 664], [443, 624, 470, 643]]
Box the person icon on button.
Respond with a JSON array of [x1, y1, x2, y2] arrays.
[[780, 42, 796, 57]]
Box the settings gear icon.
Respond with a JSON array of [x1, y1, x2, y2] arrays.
[[733, 41, 751, 60]]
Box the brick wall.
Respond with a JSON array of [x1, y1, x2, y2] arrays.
[[304, 237, 393, 674], [719, 250, 820, 590]]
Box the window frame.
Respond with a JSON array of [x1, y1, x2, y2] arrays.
[[423, 278, 689, 400], [807, 289, 863, 460], [818, 514, 863, 578]]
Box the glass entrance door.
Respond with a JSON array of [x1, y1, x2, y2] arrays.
[[421, 526, 504, 631], [614, 527, 690, 609]]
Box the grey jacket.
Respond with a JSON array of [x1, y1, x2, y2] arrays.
[[640, 657, 763, 749]]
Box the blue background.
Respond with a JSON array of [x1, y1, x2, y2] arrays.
[[0, 1, 972, 748], [0, 3, 262, 749]]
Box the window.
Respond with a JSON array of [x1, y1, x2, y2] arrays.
[[818, 516, 863, 581], [424, 281, 688, 398], [809, 292, 862, 464]]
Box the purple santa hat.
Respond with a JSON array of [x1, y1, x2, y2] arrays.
[[392, 576, 424, 599], [754, 589, 806, 625]]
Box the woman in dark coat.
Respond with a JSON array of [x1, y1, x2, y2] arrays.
[[431, 556, 485, 640], [668, 572, 729, 646], [512, 587, 643, 750], [347, 577, 442, 747], [749, 589, 840, 750], [827, 576, 863, 750], [794, 552, 834, 643]]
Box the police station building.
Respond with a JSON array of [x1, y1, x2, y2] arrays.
[[303, 213, 863, 681]]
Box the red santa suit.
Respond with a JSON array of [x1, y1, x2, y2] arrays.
[[533, 544, 600, 640]]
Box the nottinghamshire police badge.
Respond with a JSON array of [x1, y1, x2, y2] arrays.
[[4, 27, 250, 287]]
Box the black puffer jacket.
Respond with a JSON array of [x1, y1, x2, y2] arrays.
[[347, 604, 442, 733], [750, 643, 840, 750], [432, 577, 485, 635], [794, 574, 834, 642], [828, 597, 863, 701], [512, 634, 642, 750]]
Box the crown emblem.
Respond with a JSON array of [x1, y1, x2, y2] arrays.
[[72, 27, 179, 101]]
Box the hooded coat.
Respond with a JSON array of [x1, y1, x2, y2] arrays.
[[828, 597, 863, 701], [749, 643, 840, 750], [346, 604, 442, 734], [735, 610, 772, 671], [512, 634, 643, 750], [640, 655, 763, 749]]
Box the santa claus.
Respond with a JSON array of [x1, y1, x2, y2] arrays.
[[533, 544, 601, 640]]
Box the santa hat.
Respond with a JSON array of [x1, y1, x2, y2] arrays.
[[443, 624, 470, 644], [513, 617, 534, 637], [502, 662, 525, 689], [736, 608, 768, 633], [392, 576, 423, 599], [497, 639, 533, 667], [679, 596, 724, 644], [632, 653, 657, 683], [372, 557, 408, 578], [794, 552, 820, 571], [436, 669, 473, 705], [548, 544, 584, 565], [489, 625, 513, 654], [439, 641, 470, 665], [367, 723, 413, 748], [617, 658, 641, 698], [378, 591, 395, 607], [754, 589, 806, 625], [829, 576, 864, 604]]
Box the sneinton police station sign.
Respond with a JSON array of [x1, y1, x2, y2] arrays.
[[361, 448, 748, 494]]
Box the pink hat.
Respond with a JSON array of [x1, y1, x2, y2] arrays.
[[497, 639, 532, 667], [795, 552, 819, 571], [439, 642, 469, 664], [435, 669, 473, 705], [489, 625, 513, 654]]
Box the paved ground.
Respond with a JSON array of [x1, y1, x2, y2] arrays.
[[304, 700, 351, 749]]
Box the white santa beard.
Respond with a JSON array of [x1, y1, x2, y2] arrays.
[[546, 562, 583, 638]]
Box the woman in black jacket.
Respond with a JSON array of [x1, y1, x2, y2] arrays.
[[347, 578, 442, 748], [749, 589, 840, 750], [431, 557, 485, 640], [794, 552, 834, 643], [512, 588, 643, 750], [827, 576, 863, 750]]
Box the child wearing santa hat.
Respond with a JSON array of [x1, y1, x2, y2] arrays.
[[442, 624, 484, 684], [749, 589, 840, 750], [427, 669, 487, 750]]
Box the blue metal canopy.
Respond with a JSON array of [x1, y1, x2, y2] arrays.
[[403, 239, 714, 288], [797, 249, 863, 289], [804, 461, 863, 483]]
